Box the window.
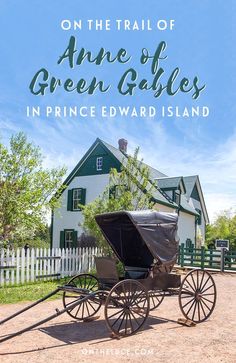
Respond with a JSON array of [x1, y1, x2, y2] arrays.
[[196, 208, 202, 225], [174, 191, 180, 205], [60, 229, 78, 248], [73, 188, 82, 210], [65, 230, 74, 248], [67, 188, 86, 211], [96, 157, 103, 171], [109, 185, 117, 199]]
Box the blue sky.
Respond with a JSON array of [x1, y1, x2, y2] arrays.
[[0, 0, 235, 221]]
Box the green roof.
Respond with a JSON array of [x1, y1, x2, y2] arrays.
[[101, 139, 176, 208], [183, 175, 198, 198], [180, 195, 199, 216], [56, 138, 207, 217], [156, 177, 183, 190]]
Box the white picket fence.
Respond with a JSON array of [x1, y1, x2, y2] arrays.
[[0, 247, 102, 286]]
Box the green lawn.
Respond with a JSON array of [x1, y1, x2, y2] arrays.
[[0, 278, 70, 304]]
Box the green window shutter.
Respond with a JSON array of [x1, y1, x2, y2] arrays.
[[72, 230, 78, 247], [81, 188, 86, 205], [60, 231, 65, 248], [67, 189, 73, 211]]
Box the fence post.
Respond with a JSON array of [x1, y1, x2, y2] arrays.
[[220, 248, 225, 272], [209, 249, 213, 268], [180, 243, 184, 267], [201, 246, 205, 270], [190, 244, 194, 265]]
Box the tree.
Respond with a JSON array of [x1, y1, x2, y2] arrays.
[[206, 210, 236, 250], [0, 132, 66, 244], [81, 148, 155, 252]]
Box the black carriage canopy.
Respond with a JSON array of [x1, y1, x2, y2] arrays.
[[95, 210, 179, 268]]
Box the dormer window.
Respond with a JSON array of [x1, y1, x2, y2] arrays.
[[96, 157, 103, 171], [174, 191, 180, 205]]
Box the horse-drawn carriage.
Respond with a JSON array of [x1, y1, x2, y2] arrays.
[[0, 210, 217, 342]]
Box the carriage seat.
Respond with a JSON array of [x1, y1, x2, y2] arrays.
[[95, 256, 120, 288], [124, 266, 149, 280]]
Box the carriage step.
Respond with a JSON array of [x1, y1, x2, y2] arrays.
[[177, 318, 196, 327], [83, 315, 100, 322]]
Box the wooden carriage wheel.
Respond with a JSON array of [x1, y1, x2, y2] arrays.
[[148, 290, 165, 311], [104, 279, 150, 337], [62, 273, 102, 320], [179, 269, 217, 323]]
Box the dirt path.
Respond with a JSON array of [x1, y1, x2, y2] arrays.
[[0, 272, 235, 363]]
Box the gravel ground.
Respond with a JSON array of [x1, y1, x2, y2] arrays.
[[0, 272, 235, 363]]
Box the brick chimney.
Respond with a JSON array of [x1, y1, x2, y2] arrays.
[[118, 138, 128, 153]]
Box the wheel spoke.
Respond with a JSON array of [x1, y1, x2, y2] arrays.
[[200, 297, 211, 311], [199, 275, 211, 292], [64, 295, 82, 299], [89, 281, 98, 290], [197, 301, 200, 321], [151, 295, 156, 306], [182, 297, 195, 309], [108, 308, 124, 319], [131, 297, 147, 307], [81, 301, 85, 319], [181, 287, 195, 296], [117, 311, 126, 333], [191, 299, 198, 321], [129, 308, 142, 325], [111, 310, 125, 328], [181, 294, 195, 300], [201, 296, 214, 304], [124, 312, 128, 334], [86, 277, 93, 290], [129, 308, 146, 318], [85, 301, 90, 316], [86, 299, 96, 312], [65, 297, 82, 307], [201, 293, 215, 297], [201, 284, 214, 294], [190, 272, 197, 291], [185, 277, 196, 292], [199, 271, 205, 291], [128, 285, 138, 304], [186, 298, 196, 316], [121, 284, 128, 304], [77, 277, 83, 288], [130, 290, 145, 304], [75, 303, 82, 317], [199, 300, 207, 318], [127, 311, 134, 332]]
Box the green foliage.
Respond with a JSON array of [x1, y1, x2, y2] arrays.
[[81, 147, 155, 252], [0, 132, 66, 245], [206, 210, 236, 250], [14, 225, 51, 248]]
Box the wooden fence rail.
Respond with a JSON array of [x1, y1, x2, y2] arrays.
[[1, 244, 235, 287], [0, 247, 102, 286], [177, 244, 236, 272]]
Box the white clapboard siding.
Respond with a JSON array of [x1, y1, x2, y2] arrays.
[[0, 247, 102, 286]]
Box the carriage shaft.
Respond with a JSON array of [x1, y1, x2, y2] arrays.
[[0, 289, 100, 343], [0, 288, 60, 325]]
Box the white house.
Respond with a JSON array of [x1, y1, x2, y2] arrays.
[[51, 138, 209, 249]]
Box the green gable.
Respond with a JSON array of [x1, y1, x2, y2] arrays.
[[76, 143, 121, 176], [190, 184, 200, 202]]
